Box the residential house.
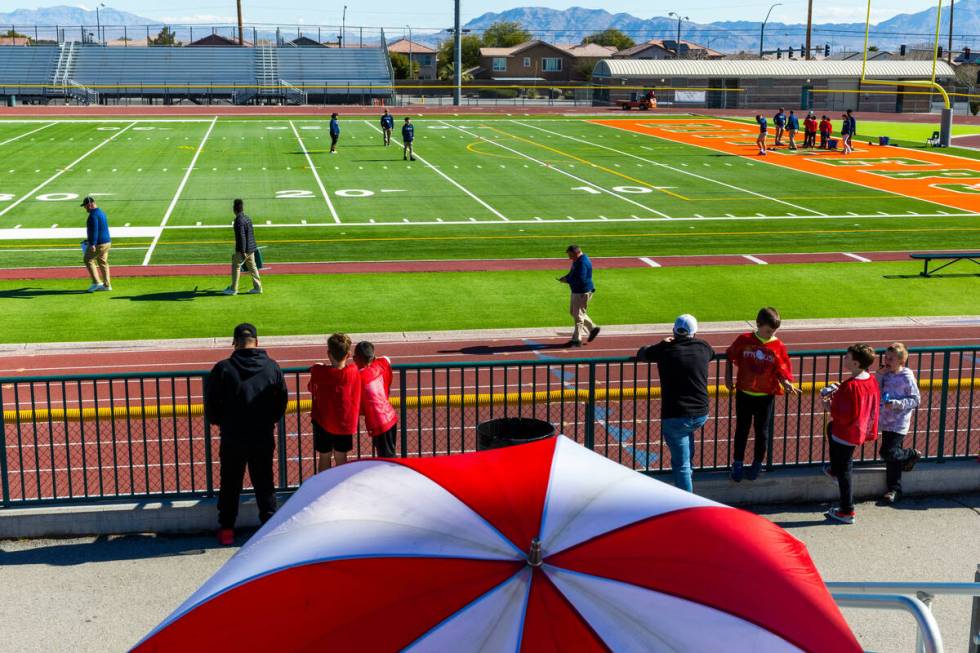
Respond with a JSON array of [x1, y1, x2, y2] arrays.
[[187, 33, 250, 47], [477, 40, 614, 81], [388, 38, 437, 79], [614, 39, 723, 60]]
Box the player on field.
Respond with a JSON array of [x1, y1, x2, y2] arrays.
[[329, 112, 340, 154], [380, 109, 394, 146], [755, 114, 768, 156], [840, 109, 855, 155], [402, 117, 416, 161], [786, 110, 799, 150], [819, 115, 833, 149], [772, 107, 786, 146]]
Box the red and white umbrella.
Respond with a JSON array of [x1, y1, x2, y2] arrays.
[[134, 436, 860, 652]]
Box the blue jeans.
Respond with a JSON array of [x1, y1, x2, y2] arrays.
[[662, 414, 709, 493]]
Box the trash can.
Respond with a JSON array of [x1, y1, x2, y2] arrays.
[[6, 95, 15, 108], [476, 417, 555, 451], [878, 136, 890, 146]]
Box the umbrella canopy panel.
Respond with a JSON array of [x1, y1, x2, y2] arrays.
[[134, 436, 860, 652]]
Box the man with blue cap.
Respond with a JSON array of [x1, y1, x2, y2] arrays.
[[635, 315, 714, 492]]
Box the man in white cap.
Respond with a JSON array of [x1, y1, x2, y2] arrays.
[[635, 315, 715, 492]]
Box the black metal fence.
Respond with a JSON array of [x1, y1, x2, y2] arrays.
[[1, 345, 977, 507]]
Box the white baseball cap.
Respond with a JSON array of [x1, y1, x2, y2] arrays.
[[673, 314, 698, 336]]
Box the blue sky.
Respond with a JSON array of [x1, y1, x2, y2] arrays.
[[21, 1, 944, 28]]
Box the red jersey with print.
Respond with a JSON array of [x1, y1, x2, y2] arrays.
[[308, 363, 361, 435], [359, 357, 398, 436], [830, 375, 880, 445], [726, 332, 795, 395]]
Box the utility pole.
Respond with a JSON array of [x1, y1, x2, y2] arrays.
[[805, 0, 813, 59], [667, 12, 688, 57], [95, 3, 105, 45], [236, 0, 243, 45], [341, 5, 347, 47], [947, 0, 954, 64], [453, 0, 461, 106], [407, 25, 413, 80]]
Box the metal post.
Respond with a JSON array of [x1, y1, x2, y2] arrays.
[[915, 591, 935, 653], [936, 350, 951, 459], [948, 0, 954, 65], [399, 370, 408, 457], [236, 0, 244, 46], [805, 0, 813, 59], [0, 387, 10, 508], [453, 0, 461, 105], [970, 564, 980, 653], [202, 373, 214, 497], [585, 362, 596, 450], [760, 3, 782, 58]]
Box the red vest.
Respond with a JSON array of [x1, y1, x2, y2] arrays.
[[359, 358, 398, 436]]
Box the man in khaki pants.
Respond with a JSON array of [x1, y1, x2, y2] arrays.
[[81, 196, 111, 292], [223, 198, 262, 296], [558, 244, 599, 348]]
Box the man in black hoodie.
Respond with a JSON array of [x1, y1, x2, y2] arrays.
[[635, 314, 714, 493], [205, 323, 288, 544]]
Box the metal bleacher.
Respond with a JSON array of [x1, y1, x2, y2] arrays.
[[0, 46, 62, 100], [0, 43, 393, 105]]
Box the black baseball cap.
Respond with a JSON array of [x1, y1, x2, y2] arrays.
[[233, 323, 258, 341], [80, 196, 95, 207]]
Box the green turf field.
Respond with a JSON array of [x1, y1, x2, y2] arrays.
[[1, 261, 977, 344], [0, 115, 977, 269]]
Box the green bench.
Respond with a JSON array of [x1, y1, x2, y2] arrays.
[[910, 252, 980, 277]]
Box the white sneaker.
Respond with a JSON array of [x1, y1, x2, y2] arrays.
[[87, 283, 104, 293], [222, 287, 237, 296], [96, 284, 111, 292], [246, 288, 262, 295]]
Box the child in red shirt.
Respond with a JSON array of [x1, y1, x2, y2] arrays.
[[819, 116, 832, 149], [821, 343, 880, 524], [354, 341, 399, 458], [726, 307, 800, 482], [309, 333, 361, 472]]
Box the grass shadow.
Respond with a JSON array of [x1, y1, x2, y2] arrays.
[[0, 287, 88, 300], [111, 287, 226, 302]]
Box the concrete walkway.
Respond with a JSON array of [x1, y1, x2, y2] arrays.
[[1, 493, 977, 653]]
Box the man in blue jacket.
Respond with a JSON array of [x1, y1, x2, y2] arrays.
[[81, 196, 111, 292], [380, 109, 394, 146], [773, 107, 786, 146], [558, 244, 599, 347], [329, 112, 340, 154], [402, 116, 416, 162], [786, 110, 799, 150]]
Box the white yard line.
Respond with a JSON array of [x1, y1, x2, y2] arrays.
[[290, 120, 339, 224], [440, 120, 671, 219], [842, 252, 872, 262], [362, 120, 508, 221], [141, 116, 218, 266], [152, 211, 978, 229], [519, 120, 827, 218], [0, 121, 136, 220], [0, 122, 54, 146], [743, 255, 768, 265], [639, 257, 661, 268]]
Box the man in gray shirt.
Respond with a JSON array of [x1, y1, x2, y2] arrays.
[[224, 198, 262, 296]]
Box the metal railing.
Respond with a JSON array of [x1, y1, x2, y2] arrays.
[[1, 345, 977, 507]]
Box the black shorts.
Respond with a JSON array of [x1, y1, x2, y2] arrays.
[[313, 422, 353, 453]]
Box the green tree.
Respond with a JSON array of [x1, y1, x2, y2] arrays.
[[437, 34, 482, 80], [148, 26, 180, 46], [481, 21, 532, 48], [389, 53, 420, 80], [582, 28, 634, 51], [3, 29, 29, 39]]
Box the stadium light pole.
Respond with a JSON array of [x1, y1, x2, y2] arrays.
[[236, 0, 244, 46], [95, 3, 105, 45], [947, 0, 953, 64], [453, 0, 462, 106], [760, 3, 782, 58], [667, 12, 688, 57], [407, 25, 414, 80], [341, 5, 347, 47]]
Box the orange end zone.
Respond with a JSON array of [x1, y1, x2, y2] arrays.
[[589, 118, 980, 214]]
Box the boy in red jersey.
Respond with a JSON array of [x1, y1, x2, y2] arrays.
[[309, 333, 361, 472], [354, 341, 399, 458], [725, 307, 801, 482], [821, 343, 881, 524]]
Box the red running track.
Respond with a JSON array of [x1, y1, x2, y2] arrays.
[[0, 250, 941, 281]]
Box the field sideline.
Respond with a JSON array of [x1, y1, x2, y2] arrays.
[[0, 114, 977, 270]]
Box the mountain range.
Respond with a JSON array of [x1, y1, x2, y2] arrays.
[[2, 3, 978, 54]]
